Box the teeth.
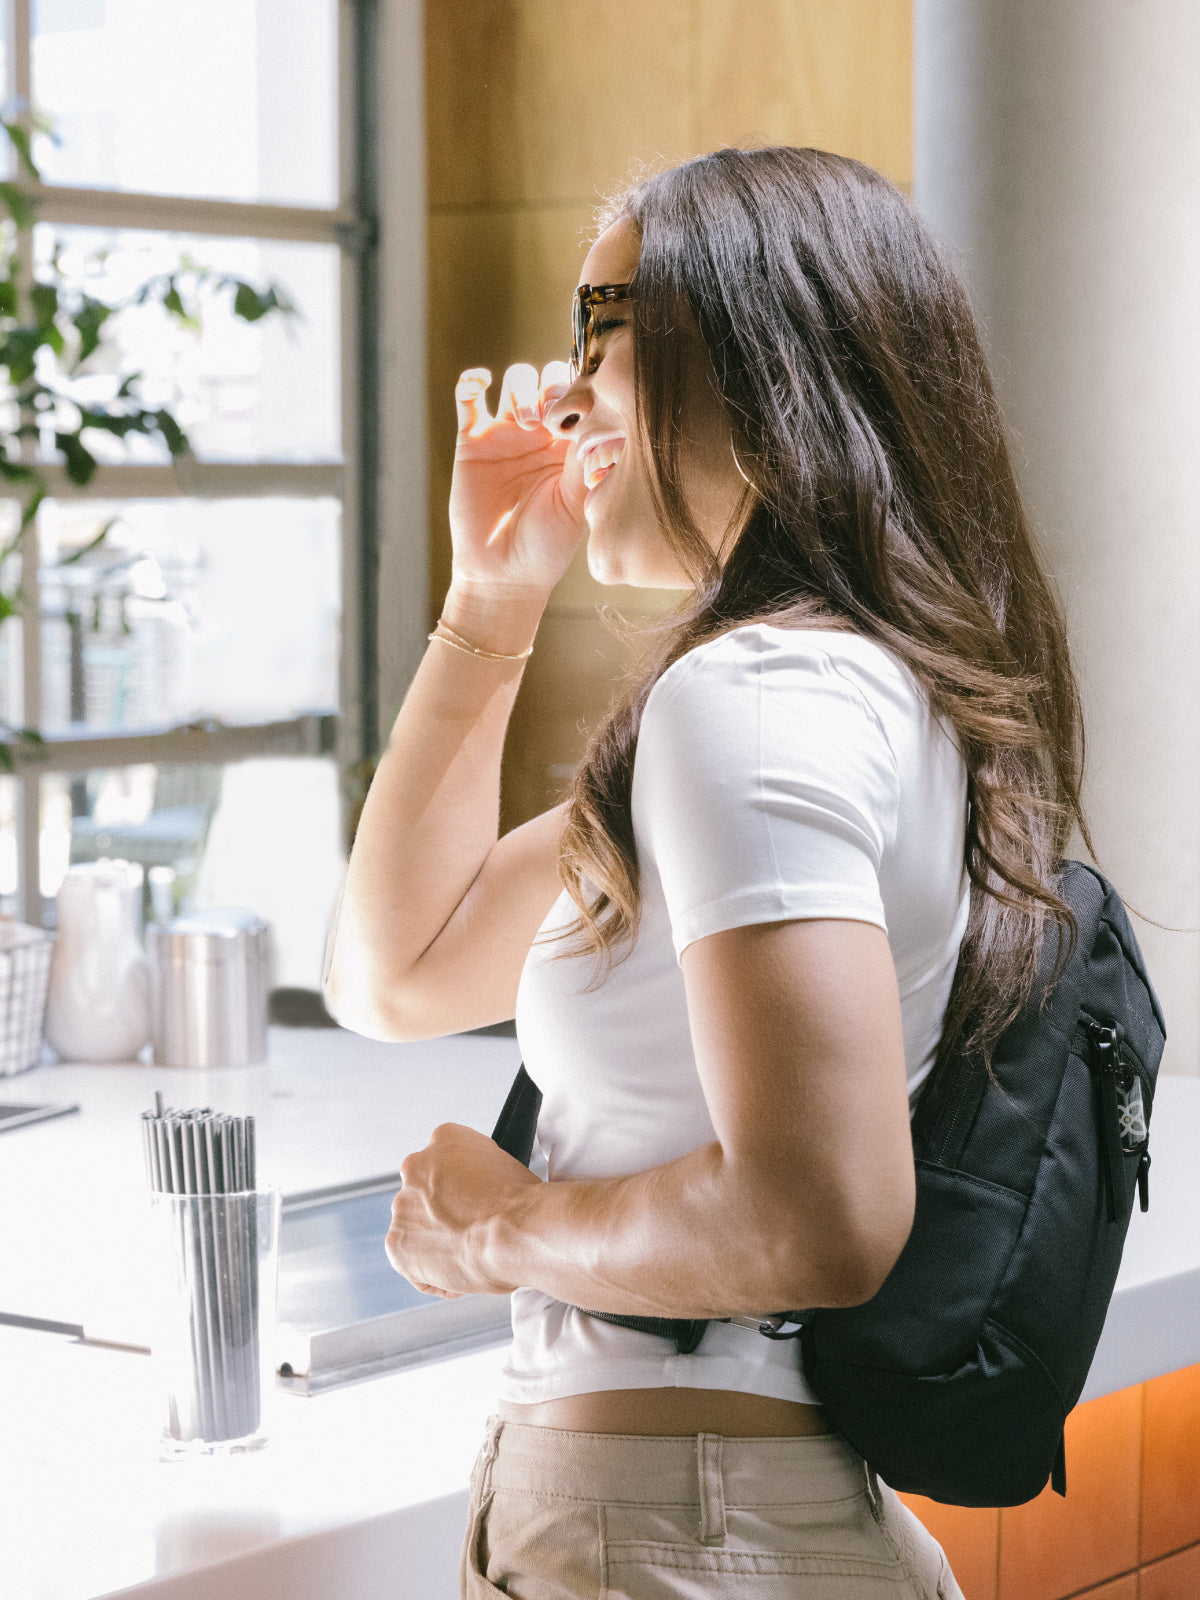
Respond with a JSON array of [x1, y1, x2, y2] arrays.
[[582, 438, 625, 491]]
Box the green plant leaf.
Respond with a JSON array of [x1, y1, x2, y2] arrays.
[[55, 430, 97, 486], [72, 296, 112, 366], [77, 406, 144, 438], [0, 725, 48, 770], [18, 483, 45, 532], [1, 120, 41, 182], [160, 277, 200, 332], [0, 327, 45, 384], [58, 517, 118, 566], [232, 280, 293, 323], [154, 408, 189, 457], [0, 181, 34, 229], [30, 280, 58, 327]]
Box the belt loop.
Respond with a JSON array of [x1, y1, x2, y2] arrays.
[[477, 1414, 504, 1497], [864, 1458, 886, 1524], [697, 1433, 727, 1547]]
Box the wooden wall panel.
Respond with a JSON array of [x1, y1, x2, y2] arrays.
[[424, 0, 913, 827], [426, 204, 594, 609], [426, 0, 692, 209], [695, 0, 913, 184], [500, 610, 633, 829]]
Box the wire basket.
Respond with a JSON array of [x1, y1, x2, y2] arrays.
[[0, 922, 56, 1076]]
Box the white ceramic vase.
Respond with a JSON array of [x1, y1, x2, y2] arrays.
[[45, 859, 152, 1062]]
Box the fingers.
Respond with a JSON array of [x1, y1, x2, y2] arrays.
[[455, 368, 493, 435], [495, 363, 542, 429], [456, 361, 573, 436], [540, 359, 571, 417]]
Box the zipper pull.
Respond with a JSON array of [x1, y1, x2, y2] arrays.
[[1137, 1148, 1151, 1212], [1090, 1022, 1126, 1224]]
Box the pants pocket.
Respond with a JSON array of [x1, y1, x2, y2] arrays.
[[460, 1486, 506, 1598], [600, 1494, 919, 1600], [601, 1542, 914, 1598], [872, 1482, 965, 1600]]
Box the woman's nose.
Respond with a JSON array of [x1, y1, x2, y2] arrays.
[[544, 376, 588, 439]]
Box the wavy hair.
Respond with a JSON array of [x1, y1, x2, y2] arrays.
[[548, 146, 1098, 1085]]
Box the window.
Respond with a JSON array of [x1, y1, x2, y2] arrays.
[[0, 0, 375, 993]]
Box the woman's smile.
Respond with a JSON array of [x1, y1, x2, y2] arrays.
[[579, 434, 626, 496]]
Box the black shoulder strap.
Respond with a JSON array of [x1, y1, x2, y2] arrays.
[[491, 1063, 542, 1169], [490, 1063, 708, 1355]]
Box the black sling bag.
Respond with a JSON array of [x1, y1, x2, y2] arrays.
[[490, 859, 1167, 1507]]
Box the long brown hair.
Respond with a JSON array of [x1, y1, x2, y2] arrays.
[[549, 146, 1098, 1084]]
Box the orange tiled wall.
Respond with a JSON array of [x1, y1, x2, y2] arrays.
[[897, 1363, 1200, 1600]]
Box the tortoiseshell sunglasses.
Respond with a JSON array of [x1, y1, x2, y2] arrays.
[[569, 282, 632, 381]]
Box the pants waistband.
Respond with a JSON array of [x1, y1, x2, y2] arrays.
[[475, 1416, 875, 1511]]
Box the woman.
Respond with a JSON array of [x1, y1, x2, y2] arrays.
[[325, 146, 1094, 1598]]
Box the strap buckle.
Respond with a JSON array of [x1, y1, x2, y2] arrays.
[[722, 1311, 811, 1340]]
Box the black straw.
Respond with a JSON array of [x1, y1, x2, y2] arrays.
[[141, 1103, 261, 1443]]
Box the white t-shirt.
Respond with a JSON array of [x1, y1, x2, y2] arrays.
[[498, 623, 970, 1407]]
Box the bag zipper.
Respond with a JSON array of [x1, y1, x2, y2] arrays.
[[1081, 1016, 1152, 1222], [921, 1057, 981, 1165]]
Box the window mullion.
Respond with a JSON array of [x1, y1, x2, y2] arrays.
[[38, 462, 344, 501], [25, 185, 353, 245], [11, 713, 337, 775], [11, 0, 40, 922], [11, 0, 30, 107]]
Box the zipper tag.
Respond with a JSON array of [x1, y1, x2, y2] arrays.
[[1116, 1073, 1147, 1150], [1137, 1149, 1151, 1212], [1089, 1021, 1127, 1224]]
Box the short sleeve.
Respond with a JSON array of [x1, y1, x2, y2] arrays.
[[632, 629, 901, 961]]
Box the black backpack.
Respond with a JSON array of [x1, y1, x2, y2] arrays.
[[490, 859, 1166, 1507]]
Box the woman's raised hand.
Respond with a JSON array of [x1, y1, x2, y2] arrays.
[[448, 360, 586, 599]]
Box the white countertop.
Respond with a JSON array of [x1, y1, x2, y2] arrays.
[[2, 1033, 1198, 1600], [0, 1322, 507, 1600], [0, 1026, 523, 1347]]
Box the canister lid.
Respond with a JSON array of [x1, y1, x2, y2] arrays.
[[148, 906, 269, 963]]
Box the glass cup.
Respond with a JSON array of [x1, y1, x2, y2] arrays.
[[148, 1187, 281, 1460]]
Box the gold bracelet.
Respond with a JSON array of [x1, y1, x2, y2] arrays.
[[428, 619, 534, 662]]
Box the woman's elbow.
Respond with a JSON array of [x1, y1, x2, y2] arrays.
[[822, 1200, 915, 1309], [322, 960, 430, 1042], [770, 1186, 915, 1312]]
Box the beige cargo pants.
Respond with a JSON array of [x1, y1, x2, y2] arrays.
[[460, 1415, 965, 1598]]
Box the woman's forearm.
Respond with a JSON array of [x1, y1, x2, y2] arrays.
[[481, 1143, 855, 1319], [325, 579, 549, 1032]]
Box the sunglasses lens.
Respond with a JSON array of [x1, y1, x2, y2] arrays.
[[571, 290, 588, 377]]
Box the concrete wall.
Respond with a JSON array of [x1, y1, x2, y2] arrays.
[[915, 0, 1200, 1075]]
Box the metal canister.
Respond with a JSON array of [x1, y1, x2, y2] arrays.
[[148, 908, 270, 1068]]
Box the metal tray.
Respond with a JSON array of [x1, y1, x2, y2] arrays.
[[277, 1175, 512, 1393]]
